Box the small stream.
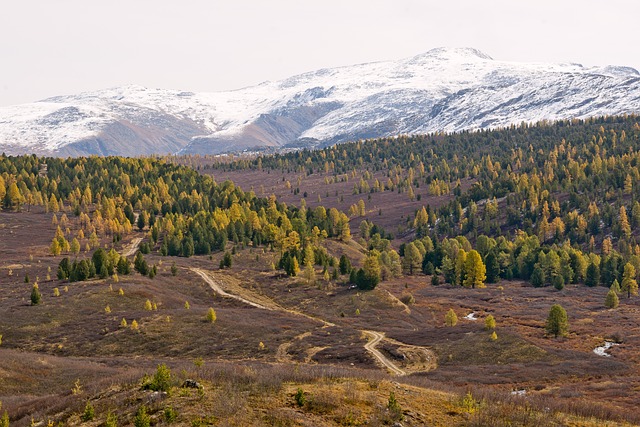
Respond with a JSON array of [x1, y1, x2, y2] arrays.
[[593, 341, 619, 357]]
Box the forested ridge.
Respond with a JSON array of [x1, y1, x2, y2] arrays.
[[203, 115, 640, 292], [4, 115, 640, 292], [0, 154, 365, 285]]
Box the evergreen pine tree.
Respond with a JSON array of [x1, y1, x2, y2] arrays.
[[552, 273, 565, 290], [484, 251, 500, 283], [545, 304, 568, 338], [171, 262, 178, 276], [463, 250, 486, 289], [445, 308, 458, 326], [605, 288, 619, 309], [206, 307, 217, 323], [484, 314, 496, 330], [339, 255, 352, 275], [81, 401, 95, 421], [621, 263, 638, 298], [30, 283, 41, 305], [134, 406, 151, 427], [531, 265, 545, 287], [611, 279, 621, 294], [585, 262, 599, 287]]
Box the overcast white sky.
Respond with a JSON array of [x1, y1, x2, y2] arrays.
[[1, 0, 638, 106]]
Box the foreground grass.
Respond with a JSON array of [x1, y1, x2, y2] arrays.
[[2, 356, 635, 427]]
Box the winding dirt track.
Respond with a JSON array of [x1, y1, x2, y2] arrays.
[[191, 268, 272, 310], [190, 267, 335, 327], [122, 237, 143, 257], [192, 267, 408, 375], [363, 330, 406, 376]]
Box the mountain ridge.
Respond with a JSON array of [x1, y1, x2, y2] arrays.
[[1, 47, 640, 156]]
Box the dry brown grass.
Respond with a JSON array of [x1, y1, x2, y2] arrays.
[[2, 210, 640, 425]]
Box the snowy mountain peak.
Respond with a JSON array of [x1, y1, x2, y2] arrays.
[[412, 47, 494, 62], [1, 48, 640, 157]]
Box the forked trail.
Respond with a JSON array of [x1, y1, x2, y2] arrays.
[[192, 267, 407, 375]]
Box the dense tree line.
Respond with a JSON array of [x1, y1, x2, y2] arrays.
[[202, 115, 640, 294], [0, 155, 361, 285], [5, 116, 640, 296]]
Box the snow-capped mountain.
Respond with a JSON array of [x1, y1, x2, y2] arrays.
[[2, 47, 640, 156]]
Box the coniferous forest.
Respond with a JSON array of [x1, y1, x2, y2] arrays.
[[205, 115, 640, 291]]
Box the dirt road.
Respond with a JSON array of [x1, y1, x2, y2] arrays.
[[363, 330, 405, 376], [191, 269, 411, 375], [191, 267, 336, 327], [122, 237, 143, 257], [191, 268, 272, 310]]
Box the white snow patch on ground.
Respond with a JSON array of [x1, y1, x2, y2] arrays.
[[593, 341, 619, 357]]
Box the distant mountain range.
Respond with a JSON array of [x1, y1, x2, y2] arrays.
[[1, 47, 640, 157]]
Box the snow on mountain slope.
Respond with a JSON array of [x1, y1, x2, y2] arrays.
[[1, 47, 640, 156]]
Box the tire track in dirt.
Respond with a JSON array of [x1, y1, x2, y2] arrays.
[[123, 237, 143, 257], [191, 268, 335, 327], [363, 330, 406, 376], [193, 268, 416, 372], [192, 268, 272, 310]]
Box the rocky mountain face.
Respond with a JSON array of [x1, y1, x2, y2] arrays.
[[1, 47, 640, 156]]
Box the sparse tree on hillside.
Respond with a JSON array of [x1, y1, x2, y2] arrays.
[[50, 238, 61, 256], [303, 244, 316, 285], [357, 199, 366, 217], [134, 405, 151, 427], [134, 252, 149, 275], [605, 288, 619, 309], [30, 283, 41, 305], [545, 304, 568, 338], [531, 265, 545, 288], [4, 182, 23, 211], [484, 314, 496, 330], [137, 211, 148, 231], [289, 256, 300, 277], [621, 263, 638, 298], [618, 205, 631, 239], [552, 273, 565, 291], [220, 251, 233, 269], [206, 307, 217, 323], [445, 308, 458, 327], [611, 279, 621, 294], [0, 175, 5, 202], [454, 249, 467, 286]]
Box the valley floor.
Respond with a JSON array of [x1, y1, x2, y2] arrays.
[[1, 209, 639, 426]]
